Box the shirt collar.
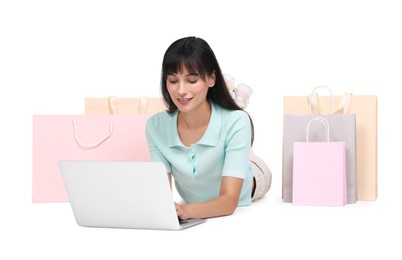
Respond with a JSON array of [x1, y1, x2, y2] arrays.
[[168, 102, 221, 148]]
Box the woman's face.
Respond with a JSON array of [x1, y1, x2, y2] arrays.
[[166, 67, 215, 113]]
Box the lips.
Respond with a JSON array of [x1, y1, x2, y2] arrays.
[[177, 98, 192, 105]]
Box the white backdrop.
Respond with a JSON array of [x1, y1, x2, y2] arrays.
[[1, 1, 401, 259]]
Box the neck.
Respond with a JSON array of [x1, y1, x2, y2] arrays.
[[178, 101, 211, 130]]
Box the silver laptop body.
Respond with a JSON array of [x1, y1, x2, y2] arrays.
[[58, 160, 206, 230]]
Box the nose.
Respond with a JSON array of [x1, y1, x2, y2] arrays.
[[177, 81, 187, 96]]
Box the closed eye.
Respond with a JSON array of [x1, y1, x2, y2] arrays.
[[187, 75, 199, 84]]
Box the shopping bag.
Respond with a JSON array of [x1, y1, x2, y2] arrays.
[[283, 113, 356, 203], [85, 96, 166, 115], [292, 117, 347, 206], [283, 86, 377, 200], [32, 114, 151, 202]]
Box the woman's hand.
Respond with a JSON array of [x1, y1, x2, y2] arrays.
[[175, 203, 191, 220], [174, 176, 243, 220]]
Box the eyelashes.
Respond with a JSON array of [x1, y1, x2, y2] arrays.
[[167, 79, 199, 84]]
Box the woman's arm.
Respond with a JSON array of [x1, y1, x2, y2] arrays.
[[175, 176, 243, 220]]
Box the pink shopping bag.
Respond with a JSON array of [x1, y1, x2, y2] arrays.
[[292, 117, 347, 206], [283, 114, 356, 204], [32, 114, 151, 202]]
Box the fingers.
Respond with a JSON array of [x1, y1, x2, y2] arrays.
[[175, 203, 188, 220]]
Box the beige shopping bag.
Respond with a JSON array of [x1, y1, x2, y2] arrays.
[[283, 87, 377, 201], [85, 96, 166, 115]]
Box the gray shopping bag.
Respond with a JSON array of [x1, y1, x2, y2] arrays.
[[282, 114, 357, 204]]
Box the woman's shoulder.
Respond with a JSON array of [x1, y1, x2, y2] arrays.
[[219, 106, 249, 121], [215, 107, 251, 132]]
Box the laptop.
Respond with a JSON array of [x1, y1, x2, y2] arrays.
[[58, 160, 206, 230]]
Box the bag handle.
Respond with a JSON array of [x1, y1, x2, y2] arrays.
[[73, 118, 114, 149], [335, 92, 352, 113], [108, 96, 118, 114], [306, 117, 329, 142], [308, 85, 334, 114], [138, 96, 148, 113], [108, 96, 148, 114], [308, 86, 352, 114]]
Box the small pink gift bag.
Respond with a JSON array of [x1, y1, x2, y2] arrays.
[[292, 117, 347, 206]]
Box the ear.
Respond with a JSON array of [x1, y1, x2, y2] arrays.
[[208, 71, 216, 87]]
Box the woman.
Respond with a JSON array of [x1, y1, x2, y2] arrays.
[[146, 36, 270, 220]]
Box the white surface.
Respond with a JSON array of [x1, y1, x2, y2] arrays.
[[1, 1, 401, 259], [5, 197, 399, 260]]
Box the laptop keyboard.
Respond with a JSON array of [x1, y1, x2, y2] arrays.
[[178, 218, 188, 224]]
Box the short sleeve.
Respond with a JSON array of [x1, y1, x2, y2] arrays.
[[146, 113, 172, 173], [222, 111, 252, 179]]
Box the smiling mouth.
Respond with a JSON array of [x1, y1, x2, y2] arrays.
[[177, 98, 192, 104]]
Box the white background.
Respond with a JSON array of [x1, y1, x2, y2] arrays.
[[1, 0, 401, 259]]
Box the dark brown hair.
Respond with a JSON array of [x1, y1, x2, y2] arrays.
[[160, 36, 254, 144]]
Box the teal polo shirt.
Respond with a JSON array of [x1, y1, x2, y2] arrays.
[[145, 102, 253, 206]]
